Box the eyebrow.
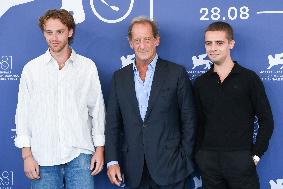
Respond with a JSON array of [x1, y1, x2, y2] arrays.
[[205, 40, 225, 43], [44, 29, 65, 32]]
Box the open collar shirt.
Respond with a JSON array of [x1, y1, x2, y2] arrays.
[[15, 49, 105, 166], [133, 54, 158, 121]]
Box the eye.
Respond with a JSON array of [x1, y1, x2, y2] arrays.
[[133, 38, 141, 44], [45, 31, 53, 35], [205, 42, 211, 46], [57, 30, 64, 34], [144, 37, 152, 42], [216, 41, 224, 45]]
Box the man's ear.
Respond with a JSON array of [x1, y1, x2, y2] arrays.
[[128, 38, 134, 49], [155, 36, 160, 47], [229, 39, 235, 50], [68, 28, 74, 38]]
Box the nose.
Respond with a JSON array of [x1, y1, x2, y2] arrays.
[[139, 40, 146, 49], [210, 43, 218, 51], [51, 33, 59, 41]]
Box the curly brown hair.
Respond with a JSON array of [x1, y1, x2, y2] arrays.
[[38, 9, 75, 43]]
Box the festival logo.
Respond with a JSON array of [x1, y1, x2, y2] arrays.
[[0, 56, 19, 81], [0, 0, 34, 18], [120, 54, 135, 68], [267, 53, 283, 70], [0, 0, 155, 24], [0, 170, 15, 189], [193, 176, 202, 189], [253, 117, 259, 143], [187, 53, 211, 80], [192, 54, 212, 70], [270, 179, 283, 189], [259, 52, 283, 81]]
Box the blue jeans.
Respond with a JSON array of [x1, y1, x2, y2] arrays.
[[31, 153, 94, 189]]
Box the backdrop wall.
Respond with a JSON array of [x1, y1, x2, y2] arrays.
[[0, 1, 282, 189]]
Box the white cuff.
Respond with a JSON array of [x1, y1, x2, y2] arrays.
[[14, 135, 31, 148], [107, 161, 119, 168], [93, 134, 105, 147], [253, 155, 260, 162]]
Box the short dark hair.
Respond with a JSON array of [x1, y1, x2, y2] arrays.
[[128, 16, 159, 40], [205, 21, 234, 41], [38, 9, 75, 43]]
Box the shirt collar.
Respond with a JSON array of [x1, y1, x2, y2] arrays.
[[43, 48, 77, 65], [133, 53, 158, 72], [207, 61, 241, 76], [43, 49, 53, 64], [69, 49, 77, 63]]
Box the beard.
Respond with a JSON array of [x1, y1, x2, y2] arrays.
[[48, 41, 68, 53]]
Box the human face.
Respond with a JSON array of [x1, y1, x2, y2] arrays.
[[129, 23, 160, 65], [205, 31, 234, 65], [43, 18, 73, 54]]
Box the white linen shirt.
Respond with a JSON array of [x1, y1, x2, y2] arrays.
[[15, 49, 105, 166]]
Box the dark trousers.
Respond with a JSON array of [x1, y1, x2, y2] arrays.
[[133, 161, 189, 189], [195, 150, 259, 189]]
